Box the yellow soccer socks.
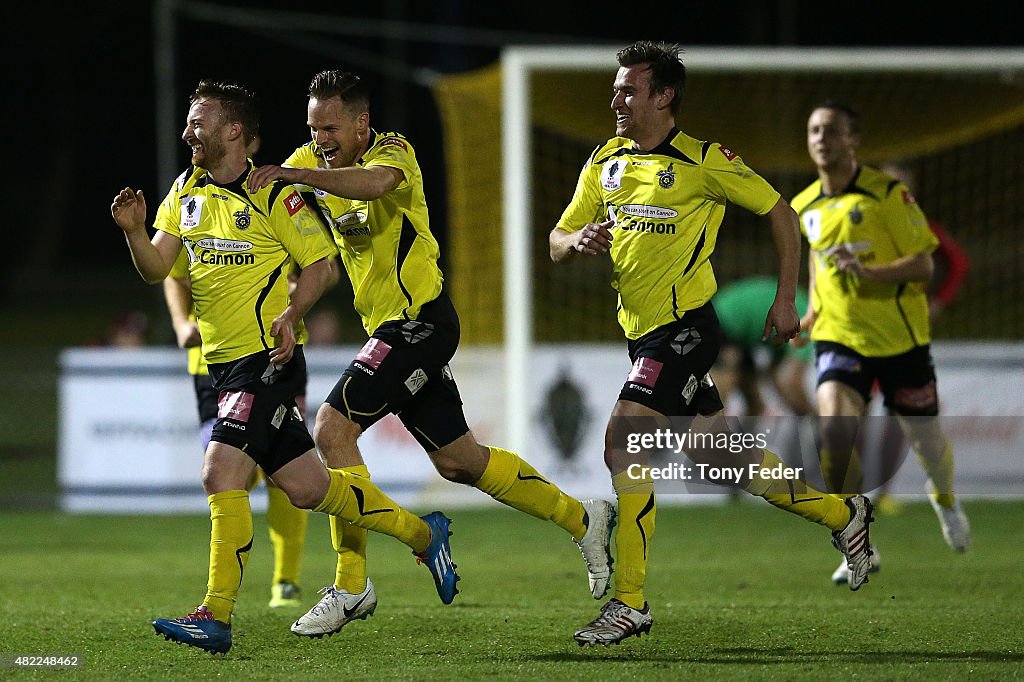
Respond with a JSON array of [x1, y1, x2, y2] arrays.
[[611, 470, 655, 610], [475, 446, 587, 540], [746, 449, 851, 531], [266, 484, 309, 588], [329, 465, 371, 593], [202, 490, 253, 623], [314, 468, 431, 554], [920, 437, 957, 508]]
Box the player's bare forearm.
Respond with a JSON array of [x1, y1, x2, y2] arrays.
[[860, 251, 934, 283], [766, 198, 801, 301], [273, 257, 334, 332], [251, 164, 399, 201]]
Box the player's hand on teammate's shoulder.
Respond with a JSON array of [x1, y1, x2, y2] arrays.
[[574, 220, 614, 256], [111, 187, 148, 234], [247, 164, 287, 192]]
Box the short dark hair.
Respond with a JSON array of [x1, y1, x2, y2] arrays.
[[308, 70, 370, 111], [189, 79, 260, 147], [616, 41, 686, 114], [813, 99, 861, 134]]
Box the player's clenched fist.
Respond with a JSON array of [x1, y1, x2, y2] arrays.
[[574, 220, 614, 255]]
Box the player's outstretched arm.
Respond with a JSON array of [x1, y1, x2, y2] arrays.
[[111, 187, 181, 284], [248, 164, 402, 201]]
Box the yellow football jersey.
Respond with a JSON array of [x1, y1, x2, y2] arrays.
[[792, 165, 938, 357], [285, 131, 443, 335], [154, 163, 335, 364], [556, 128, 780, 340]]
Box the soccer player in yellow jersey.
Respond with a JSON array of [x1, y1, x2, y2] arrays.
[[793, 101, 971, 583], [550, 42, 875, 646], [111, 79, 460, 655], [163, 252, 310, 609], [246, 69, 615, 638]]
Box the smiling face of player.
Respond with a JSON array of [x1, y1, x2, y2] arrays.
[[307, 95, 370, 169], [181, 98, 233, 171], [611, 63, 674, 150], [807, 106, 859, 175]]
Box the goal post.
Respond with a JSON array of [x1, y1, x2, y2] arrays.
[[499, 45, 1024, 453]]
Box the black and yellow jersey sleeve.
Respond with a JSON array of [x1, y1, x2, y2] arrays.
[[153, 162, 335, 364], [794, 165, 939, 356], [556, 129, 780, 340], [285, 131, 443, 335]]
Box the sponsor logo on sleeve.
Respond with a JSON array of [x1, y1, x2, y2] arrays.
[[284, 191, 306, 216], [218, 391, 255, 422], [355, 338, 392, 369], [718, 146, 737, 161], [902, 189, 917, 205]]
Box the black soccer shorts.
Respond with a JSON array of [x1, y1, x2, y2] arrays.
[[618, 301, 725, 416], [324, 292, 470, 452], [815, 340, 939, 416], [207, 347, 314, 475]]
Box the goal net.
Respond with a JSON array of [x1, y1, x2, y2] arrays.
[[433, 46, 1024, 450]]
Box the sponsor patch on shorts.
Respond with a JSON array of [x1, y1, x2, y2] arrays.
[[627, 357, 663, 387], [218, 391, 255, 422], [356, 338, 392, 369], [817, 351, 862, 376], [893, 381, 937, 411], [404, 368, 428, 395]]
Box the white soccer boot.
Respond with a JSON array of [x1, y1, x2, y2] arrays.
[[290, 579, 377, 638], [830, 495, 875, 591], [927, 480, 971, 552], [831, 544, 881, 585], [576, 499, 616, 599], [573, 599, 653, 646]]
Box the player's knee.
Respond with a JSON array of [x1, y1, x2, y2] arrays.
[[819, 415, 859, 450], [313, 405, 360, 458], [431, 441, 486, 484], [277, 483, 318, 510]]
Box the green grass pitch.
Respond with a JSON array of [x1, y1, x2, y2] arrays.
[[2, 499, 1022, 680]]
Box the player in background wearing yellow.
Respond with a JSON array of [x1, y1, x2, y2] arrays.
[[111, 79, 460, 655], [550, 42, 874, 647], [163, 251, 310, 609], [868, 160, 971, 517], [793, 101, 970, 585], [247, 69, 615, 639]]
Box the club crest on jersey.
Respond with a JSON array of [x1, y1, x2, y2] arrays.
[[233, 205, 251, 230], [656, 164, 675, 189], [180, 195, 205, 230], [602, 159, 628, 190]]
